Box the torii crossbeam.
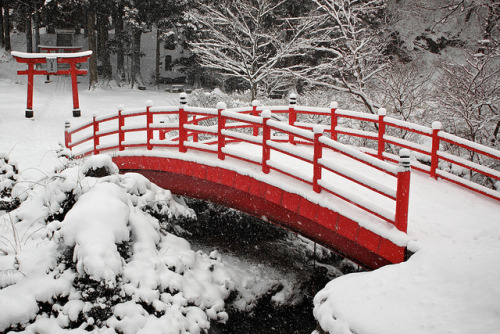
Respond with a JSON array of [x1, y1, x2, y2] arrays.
[[11, 51, 92, 118]]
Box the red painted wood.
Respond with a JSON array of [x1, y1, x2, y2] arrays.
[[146, 105, 153, 150], [289, 105, 296, 144], [395, 169, 411, 232], [357, 227, 382, 253], [27, 63, 34, 113], [262, 114, 271, 174], [13, 53, 91, 118], [313, 130, 323, 193], [252, 104, 259, 136], [118, 109, 124, 151], [112, 155, 398, 269], [298, 198, 319, 221], [70, 63, 80, 112], [378, 113, 386, 160], [218, 107, 226, 160], [179, 107, 187, 153], [93, 116, 99, 155], [337, 216, 359, 241], [330, 106, 337, 141]]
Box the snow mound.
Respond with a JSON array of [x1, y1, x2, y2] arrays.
[[314, 238, 500, 334], [0, 157, 235, 333]]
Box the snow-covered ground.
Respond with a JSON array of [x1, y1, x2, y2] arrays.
[[1, 47, 500, 334]]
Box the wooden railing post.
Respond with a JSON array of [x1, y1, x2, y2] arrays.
[[330, 101, 338, 141], [252, 100, 259, 136], [146, 100, 153, 150], [378, 108, 386, 160], [64, 120, 71, 149], [430, 121, 442, 179], [179, 93, 188, 153], [313, 125, 324, 193], [395, 149, 411, 232], [217, 102, 227, 160], [93, 112, 99, 155], [288, 93, 297, 144], [262, 110, 271, 174], [118, 105, 124, 151]]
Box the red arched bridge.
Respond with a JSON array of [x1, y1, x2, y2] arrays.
[[64, 94, 500, 269]]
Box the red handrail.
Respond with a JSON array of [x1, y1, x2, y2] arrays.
[[64, 96, 500, 235]]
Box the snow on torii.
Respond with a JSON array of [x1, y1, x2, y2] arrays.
[[11, 50, 92, 118]]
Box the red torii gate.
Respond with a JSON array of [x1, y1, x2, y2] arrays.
[[11, 50, 92, 118]]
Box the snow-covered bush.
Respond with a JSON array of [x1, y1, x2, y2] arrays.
[[0, 155, 237, 333], [0, 153, 20, 211]]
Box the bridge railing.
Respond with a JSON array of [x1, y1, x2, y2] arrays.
[[65, 97, 412, 233], [64, 94, 500, 230], [250, 95, 499, 201]]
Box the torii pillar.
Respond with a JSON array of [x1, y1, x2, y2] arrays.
[[11, 51, 92, 118]]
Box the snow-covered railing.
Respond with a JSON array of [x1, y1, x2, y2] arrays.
[[65, 95, 413, 233], [65, 93, 500, 227]]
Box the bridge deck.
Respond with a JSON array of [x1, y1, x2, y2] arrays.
[[112, 142, 500, 255]]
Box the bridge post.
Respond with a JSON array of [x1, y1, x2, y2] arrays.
[[395, 149, 411, 232], [262, 110, 271, 174], [252, 100, 259, 136], [64, 120, 71, 149], [118, 105, 125, 151], [217, 102, 227, 160], [179, 93, 188, 153], [289, 94, 297, 144], [378, 108, 387, 160], [313, 125, 324, 193], [330, 102, 338, 141], [146, 100, 153, 150], [430, 121, 442, 179], [93, 112, 100, 155]]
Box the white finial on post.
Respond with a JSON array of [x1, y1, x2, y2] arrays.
[[378, 108, 387, 116], [252, 100, 259, 107], [313, 125, 324, 134], [117, 104, 124, 111], [179, 92, 187, 105], [330, 101, 338, 109], [262, 109, 272, 119], [432, 121, 442, 130], [399, 149, 411, 171], [289, 93, 297, 105], [216, 102, 227, 110], [145, 100, 153, 107]]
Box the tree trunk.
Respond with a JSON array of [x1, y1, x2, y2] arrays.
[[155, 27, 160, 88], [3, 0, 11, 51], [97, 11, 112, 79], [131, 28, 143, 88], [33, 0, 39, 52], [87, 6, 98, 89], [25, 2, 32, 53], [0, 0, 4, 48], [113, 3, 125, 81]]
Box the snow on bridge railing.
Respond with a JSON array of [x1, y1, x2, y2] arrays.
[[64, 93, 500, 228], [64, 95, 412, 233]]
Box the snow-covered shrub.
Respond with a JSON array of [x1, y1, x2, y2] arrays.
[[188, 88, 251, 109], [0, 153, 20, 211], [81, 155, 119, 178], [0, 156, 237, 333]]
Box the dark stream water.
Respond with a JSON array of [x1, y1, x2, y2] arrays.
[[177, 199, 359, 334]]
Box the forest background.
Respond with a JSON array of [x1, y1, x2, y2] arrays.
[[0, 0, 499, 157]]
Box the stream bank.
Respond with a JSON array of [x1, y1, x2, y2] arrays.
[[177, 199, 363, 334]]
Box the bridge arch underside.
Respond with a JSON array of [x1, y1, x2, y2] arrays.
[[113, 156, 405, 270]]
